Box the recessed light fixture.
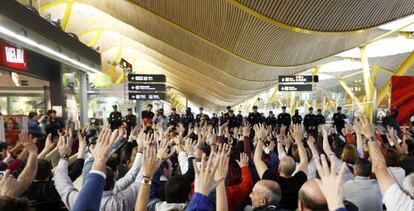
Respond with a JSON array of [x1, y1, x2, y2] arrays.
[[0, 25, 101, 74]]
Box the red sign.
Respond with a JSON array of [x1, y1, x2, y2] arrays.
[[0, 43, 27, 71]]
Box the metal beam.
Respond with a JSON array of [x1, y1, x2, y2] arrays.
[[61, 0, 74, 31], [337, 78, 363, 110], [87, 30, 103, 47], [360, 46, 374, 101], [377, 50, 414, 106], [269, 85, 278, 104], [372, 65, 394, 74]]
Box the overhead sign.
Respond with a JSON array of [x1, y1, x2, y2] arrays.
[[128, 74, 166, 83], [0, 43, 27, 71], [279, 84, 313, 92], [129, 93, 166, 100], [128, 83, 166, 92], [279, 75, 318, 83], [119, 58, 132, 72]]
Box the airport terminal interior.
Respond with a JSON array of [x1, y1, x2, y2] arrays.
[[1, 0, 414, 211]]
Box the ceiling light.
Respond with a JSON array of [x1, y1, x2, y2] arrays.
[[0, 25, 101, 74], [337, 36, 414, 58]]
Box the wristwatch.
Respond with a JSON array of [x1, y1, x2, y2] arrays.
[[60, 153, 70, 160], [141, 177, 152, 185]]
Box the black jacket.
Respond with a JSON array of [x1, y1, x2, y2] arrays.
[[277, 113, 291, 127], [247, 112, 263, 125]]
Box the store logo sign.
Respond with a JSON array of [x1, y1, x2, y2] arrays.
[[0, 43, 27, 71], [5, 47, 25, 64]]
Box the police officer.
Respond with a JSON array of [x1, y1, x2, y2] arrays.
[[266, 111, 278, 129], [247, 106, 263, 126], [277, 106, 291, 128], [168, 108, 181, 127], [196, 107, 210, 127], [236, 111, 244, 126], [292, 109, 302, 125], [221, 106, 232, 125], [228, 110, 240, 129], [316, 108, 326, 126], [109, 105, 123, 130], [124, 108, 137, 138], [141, 104, 155, 126], [211, 113, 219, 133], [304, 107, 318, 135], [181, 107, 195, 131], [333, 106, 347, 133]]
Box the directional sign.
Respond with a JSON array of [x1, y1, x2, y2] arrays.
[[119, 58, 132, 72], [279, 84, 313, 92], [128, 84, 166, 92], [129, 93, 166, 100], [128, 74, 166, 83], [279, 75, 318, 83]]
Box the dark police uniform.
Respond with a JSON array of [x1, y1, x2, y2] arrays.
[[304, 113, 318, 134], [247, 112, 263, 126], [228, 115, 240, 129], [125, 113, 137, 137], [277, 112, 291, 128], [196, 113, 210, 127], [168, 113, 181, 126], [109, 111, 123, 130], [292, 114, 302, 125], [333, 112, 347, 132], [316, 114, 326, 125], [266, 115, 278, 128], [236, 113, 244, 126]]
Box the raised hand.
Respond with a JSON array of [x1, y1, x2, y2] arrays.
[[359, 112, 375, 139], [58, 135, 73, 157], [91, 128, 119, 172], [19, 133, 37, 155], [219, 121, 229, 136], [214, 144, 231, 180], [193, 153, 222, 196], [77, 132, 87, 158], [184, 138, 196, 155], [254, 124, 268, 140], [243, 122, 252, 137], [141, 143, 162, 179], [292, 124, 303, 142], [157, 137, 173, 161], [315, 154, 346, 211], [308, 135, 315, 145], [236, 152, 249, 168], [44, 134, 55, 150]]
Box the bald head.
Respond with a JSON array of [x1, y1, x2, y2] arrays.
[[279, 156, 296, 177], [298, 180, 328, 211], [250, 180, 282, 208]]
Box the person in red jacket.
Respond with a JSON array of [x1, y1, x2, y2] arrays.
[[226, 153, 254, 211]]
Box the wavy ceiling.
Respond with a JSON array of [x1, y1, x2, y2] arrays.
[[21, 0, 414, 110]]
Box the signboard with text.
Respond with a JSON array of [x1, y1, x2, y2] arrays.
[[128, 83, 166, 92], [128, 74, 166, 83], [129, 93, 166, 100], [0, 43, 27, 71], [279, 84, 313, 91], [278, 75, 318, 83]]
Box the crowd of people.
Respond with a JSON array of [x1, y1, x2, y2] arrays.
[[0, 104, 413, 211]]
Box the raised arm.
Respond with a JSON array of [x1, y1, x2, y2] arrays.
[[293, 124, 308, 173], [72, 128, 119, 211], [353, 120, 364, 158], [135, 136, 162, 211], [358, 113, 394, 194], [307, 135, 320, 159], [38, 134, 55, 160], [253, 124, 269, 179], [215, 144, 231, 211], [14, 133, 38, 196], [322, 126, 335, 156]]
